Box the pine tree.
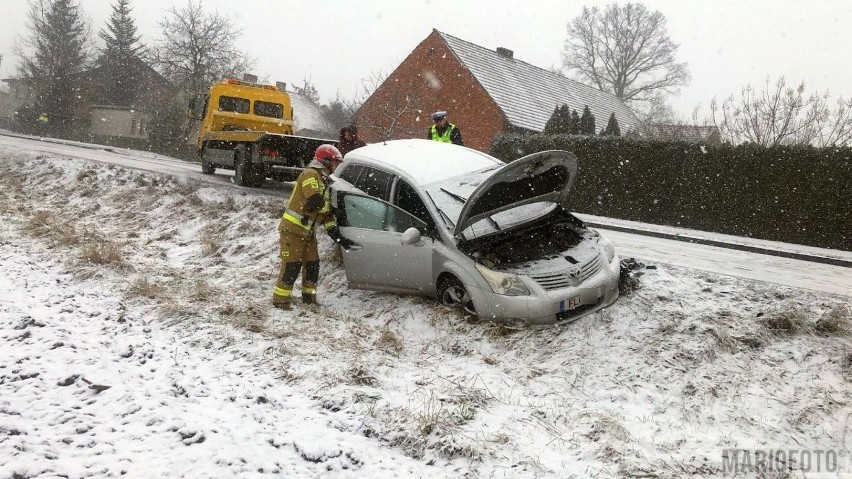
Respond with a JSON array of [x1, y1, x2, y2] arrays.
[[580, 105, 596, 135], [569, 109, 581, 134], [544, 104, 572, 134], [98, 0, 144, 106], [543, 105, 561, 134], [603, 112, 621, 136], [16, 0, 91, 136]]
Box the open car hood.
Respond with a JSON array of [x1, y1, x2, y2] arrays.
[[452, 150, 578, 237]]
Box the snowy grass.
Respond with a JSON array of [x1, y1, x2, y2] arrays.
[[1, 152, 851, 477]]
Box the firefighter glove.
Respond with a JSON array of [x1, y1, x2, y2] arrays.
[[327, 226, 358, 251]]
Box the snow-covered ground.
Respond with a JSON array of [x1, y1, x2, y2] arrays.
[[1, 148, 851, 478]]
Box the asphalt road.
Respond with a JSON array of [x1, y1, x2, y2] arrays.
[[2, 132, 850, 298]]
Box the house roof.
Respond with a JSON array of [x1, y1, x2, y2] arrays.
[[646, 124, 720, 143], [289, 91, 335, 137], [437, 30, 642, 134]]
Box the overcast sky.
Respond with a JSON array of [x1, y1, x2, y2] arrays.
[[2, 0, 851, 120]]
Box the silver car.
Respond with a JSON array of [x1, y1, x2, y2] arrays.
[[330, 139, 620, 327]]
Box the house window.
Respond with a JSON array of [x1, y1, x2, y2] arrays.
[[131, 118, 137, 134]]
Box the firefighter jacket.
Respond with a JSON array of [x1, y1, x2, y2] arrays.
[[279, 166, 337, 238]]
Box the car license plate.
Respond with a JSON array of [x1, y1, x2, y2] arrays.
[[560, 296, 582, 312]]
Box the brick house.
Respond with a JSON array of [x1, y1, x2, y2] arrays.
[[356, 29, 642, 152]]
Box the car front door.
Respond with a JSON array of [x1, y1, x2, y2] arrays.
[[336, 192, 433, 294]]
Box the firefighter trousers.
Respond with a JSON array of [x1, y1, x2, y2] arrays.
[[272, 229, 320, 306]]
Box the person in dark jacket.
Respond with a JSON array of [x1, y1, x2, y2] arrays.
[[337, 124, 367, 157], [427, 111, 463, 146]]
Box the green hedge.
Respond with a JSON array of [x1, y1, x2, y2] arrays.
[[490, 134, 852, 251]]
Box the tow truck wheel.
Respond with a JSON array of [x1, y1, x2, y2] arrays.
[[234, 146, 252, 187], [200, 146, 215, 174]]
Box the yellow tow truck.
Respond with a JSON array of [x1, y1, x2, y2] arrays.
[[189, 78, 335, 187]]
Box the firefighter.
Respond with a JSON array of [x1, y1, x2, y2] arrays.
[[272, 144, 356, 310]]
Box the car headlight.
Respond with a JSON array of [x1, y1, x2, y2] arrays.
[[600, 236, 616, 262], [475, 263, 530, 296]]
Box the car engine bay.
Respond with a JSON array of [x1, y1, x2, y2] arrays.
[[462, 210, 597, 268]]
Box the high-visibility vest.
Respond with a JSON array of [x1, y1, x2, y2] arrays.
[[430, 123, 456, 143]]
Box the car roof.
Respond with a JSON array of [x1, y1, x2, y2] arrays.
[[342, 139, 504, 187]]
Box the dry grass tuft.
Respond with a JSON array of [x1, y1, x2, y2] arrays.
[[79, 239, 126, 267], [231, 303, 269, 332], [200, 233, 222, 257], [813, 304, 852, 336], [708, 327, 740, 353], [24, 210, 80, 246], [657, 318, 677, 335], [759, 309, 810, 335], [347, 364, 378, 386], [186, 278, 220, 303], [127, 275, 167, 299], [157, 301, 197, 321], [375, 327, 403, 356], [75, 168, 96, 182]]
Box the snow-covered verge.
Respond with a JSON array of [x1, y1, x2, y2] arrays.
[[1, 149, 851, 478]]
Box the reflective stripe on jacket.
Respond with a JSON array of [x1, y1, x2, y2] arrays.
[[279, 168, 336, 237]]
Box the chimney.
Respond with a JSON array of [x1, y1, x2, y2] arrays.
[[242, 73, 258, 83], [496, 47, 514, 59], [276, 81, 287, 91]]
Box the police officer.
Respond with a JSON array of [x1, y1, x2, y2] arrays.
[[272, 144, 356, 310], [427, 110, 463, 146]]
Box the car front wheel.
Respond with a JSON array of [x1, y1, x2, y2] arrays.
[[438, 276, 476, 316]]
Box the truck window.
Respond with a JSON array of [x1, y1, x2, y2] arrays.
[[218, 96, 250, 114], [254, 101, 284, 118]]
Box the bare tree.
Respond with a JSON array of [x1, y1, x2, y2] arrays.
[[149, 0, 254, 97], [562, 3, 690, 104], [291, 77, 321, 105], [710, 76, 852, 147], [632, 93, 676, 125], [344, 70, 426, 140]]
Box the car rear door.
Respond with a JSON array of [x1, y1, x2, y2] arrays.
[[335, 191, 434, 293]]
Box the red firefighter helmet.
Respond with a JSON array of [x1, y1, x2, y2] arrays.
[[314, 144, 343, 170]]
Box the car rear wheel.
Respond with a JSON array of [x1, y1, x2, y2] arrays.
[[438, 276, 476, 316]]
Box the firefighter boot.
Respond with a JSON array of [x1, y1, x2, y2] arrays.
[[272, 285, 294, 311], [302, 292, 318, 305], [273, 299, 292, 310], [302, 261, 320, 306]]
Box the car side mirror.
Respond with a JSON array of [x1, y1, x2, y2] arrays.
[[400, 227, 422, 246]]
